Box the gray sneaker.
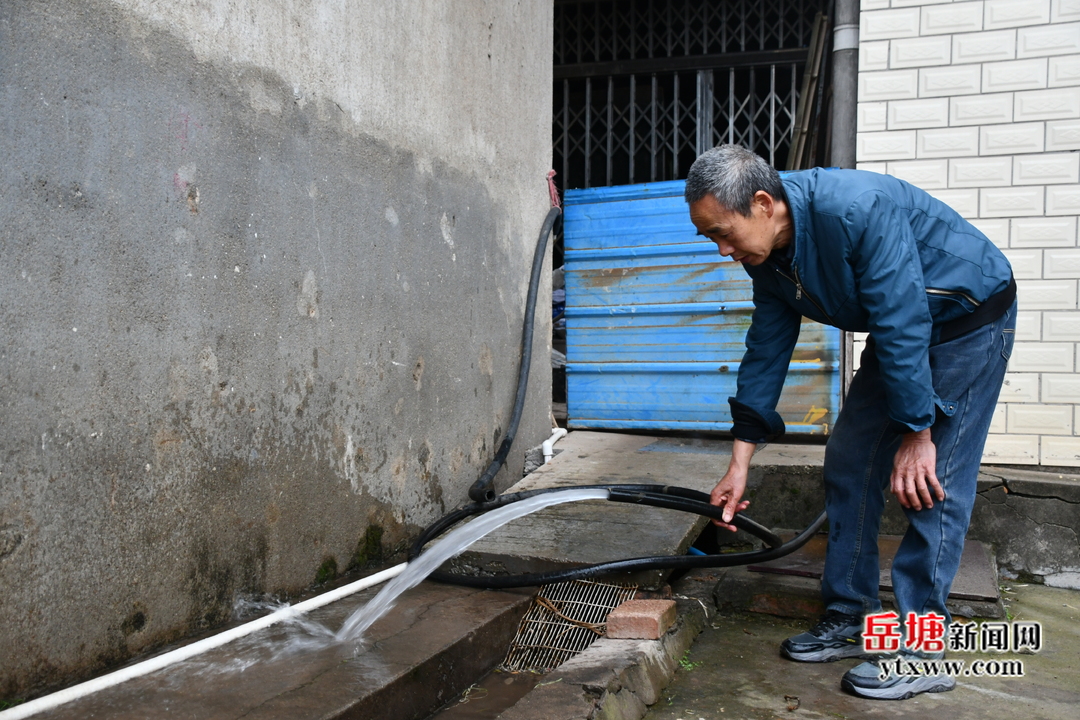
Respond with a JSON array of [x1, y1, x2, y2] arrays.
[[780, 610, 869, 662], [841, 653, 956, 700]]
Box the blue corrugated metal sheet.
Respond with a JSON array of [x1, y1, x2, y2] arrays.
[[563, 179, 840, 434]]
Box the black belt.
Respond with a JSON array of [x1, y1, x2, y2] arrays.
[[937, 275, 1016, 343]]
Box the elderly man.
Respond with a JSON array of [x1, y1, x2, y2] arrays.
[[686, 145, 1015, 700]]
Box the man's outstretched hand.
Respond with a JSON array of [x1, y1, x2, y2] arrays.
[[891, 428, 943, 510], [710, 438, 755, 531]]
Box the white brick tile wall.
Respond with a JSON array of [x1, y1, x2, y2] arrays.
[[1017, 278, 1079, 308], [889, 98, 950, 129], [922, 2, 986, 37], [972, 217, 1011, 246], [1046, 183, 1080, 214], [1011, 215, 1078, 246], [989, 404, 1008, 433], [950, 156, 1013, 186], [857, 162, 889, 173], [1008, 403, 1073, 433], [863, 7, 923, 42], [953, 29, 1018, 65], [861, 69, 921, 102], [1053, 0, 1080, 24], [1017, 22, 1080, 58], [1041, 435, 1080, 464], [888, 159, 950, 189], [982, 57, 1049, 93], [1015, 311, 1043, 341], [1045, 119, 1080, 149], [917, 126, 982, 157], [859, 102, 889, 132], [1044, 248, 1080, 277], [985, 0, 1052, 31], [1044, 372, 1080, 401], [919, 64, 984, 96], [980, 122, 1045, 155], [980, 185, 1045, 216], [858, 130, 919, 161], [927, 187, 981, 217], [1013, 152, 1080, 185], [891, 35, 953, 69], [950, 92, 1014, 126], [861, 41, 891, 73], [856, 7, 1080, 461], [852, 334, 868, 373], [1000, 372, 1042, 401], [1044, 310, 1080, 338], [1002, 248, 1043, 278], [1048, 54, 1080, 86], [982, 434, 1040, 463], [1014, 86, 1080, 122], [1009, 342, 1074, 371]]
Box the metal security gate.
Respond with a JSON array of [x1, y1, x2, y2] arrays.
[[553, 0, 839, 434], [553, 0, 831, 189], [562, 180, 840, 433]]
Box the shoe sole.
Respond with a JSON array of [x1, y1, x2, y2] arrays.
[[781, 644, 871, 663], [841, 675, 956, 700]]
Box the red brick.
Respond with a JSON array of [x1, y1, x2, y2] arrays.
[[605, 599, 677, 640]]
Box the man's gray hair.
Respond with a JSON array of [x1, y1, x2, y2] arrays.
[[684, 144, 786, 216]]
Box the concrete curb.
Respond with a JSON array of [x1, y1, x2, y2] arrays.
[[495, 598, 708, 720], [711, 564, 1006, 620]]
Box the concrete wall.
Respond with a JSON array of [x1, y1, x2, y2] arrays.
[[854, 0, 1080, 468], [0, 0, 553, 699]]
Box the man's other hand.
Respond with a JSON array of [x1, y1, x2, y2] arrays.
[[890, 428, 944, 511]]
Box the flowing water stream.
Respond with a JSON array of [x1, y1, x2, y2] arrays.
[[272, 487, 611, 653], [334, 487, 610, 642]]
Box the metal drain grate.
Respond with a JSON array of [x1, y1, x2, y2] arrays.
[[500, 579, 637, 672]]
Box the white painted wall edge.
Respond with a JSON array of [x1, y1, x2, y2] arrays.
[[0, 562, 408, 720]]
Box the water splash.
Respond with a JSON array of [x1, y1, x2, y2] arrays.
[[333, 487, 610, 643], [198, 488, 611, 661]]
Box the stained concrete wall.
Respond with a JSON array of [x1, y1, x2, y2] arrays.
[[0, 0, 553, 699]]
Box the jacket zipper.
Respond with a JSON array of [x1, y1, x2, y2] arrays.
[[926, 287, 981, 306], [775, 264, 832, 322]]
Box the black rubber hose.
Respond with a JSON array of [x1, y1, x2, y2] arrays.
[[413, 485, 788, 558], [468, 206, 563, 502], [606, 487, 784, 549], [411, 483, 827, 589]]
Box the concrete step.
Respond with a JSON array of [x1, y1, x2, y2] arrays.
[[712, 535, 1005, 620], [35, 583, 532, 720]]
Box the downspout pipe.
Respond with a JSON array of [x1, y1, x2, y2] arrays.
[[542, 427, 568, 463], [831, 0, 859, 169], [468, 206, 562, 502]]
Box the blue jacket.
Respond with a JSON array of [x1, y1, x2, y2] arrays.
[[733, 168, 1013, 441]]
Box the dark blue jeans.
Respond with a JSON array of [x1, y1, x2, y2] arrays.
[[821, 301, 1016, 621]]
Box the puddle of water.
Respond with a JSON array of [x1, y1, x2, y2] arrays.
[[425, 669, 543, 720]]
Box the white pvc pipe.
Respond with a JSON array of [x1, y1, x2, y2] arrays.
[[0, 562, 408, 720], [542, 427, 568, 463]]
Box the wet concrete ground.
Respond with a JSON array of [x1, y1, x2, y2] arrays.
[[644, 582, 1080, 720]]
